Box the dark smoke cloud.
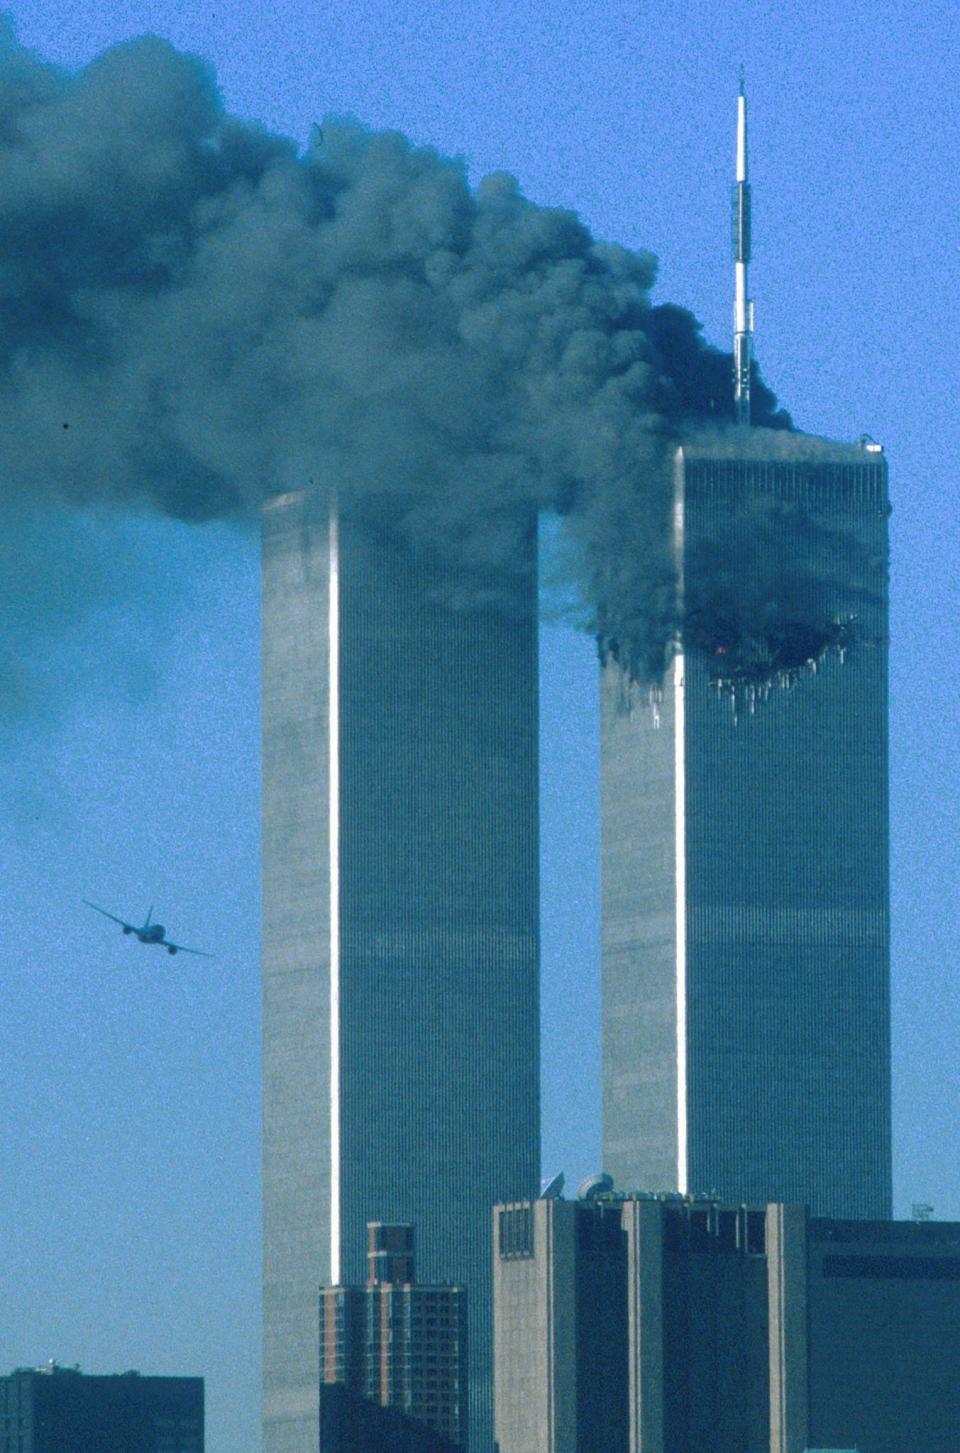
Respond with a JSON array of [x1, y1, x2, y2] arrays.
[[0, 25, 871, 722]]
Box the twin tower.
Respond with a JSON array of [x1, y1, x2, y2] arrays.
[[262, 67, 887, 1453], [261, 435, 891, 1453]]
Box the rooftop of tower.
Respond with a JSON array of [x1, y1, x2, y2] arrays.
[[680, 426, 884, 462]]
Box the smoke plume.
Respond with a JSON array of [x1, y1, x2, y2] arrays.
[[0, 27, 878, 717]]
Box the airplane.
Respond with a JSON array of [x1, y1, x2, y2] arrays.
[[83, 901, 212, 957]]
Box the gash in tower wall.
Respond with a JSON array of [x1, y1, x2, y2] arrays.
[[262, 490, 541, 1453], [601, 441, 890, 1218]]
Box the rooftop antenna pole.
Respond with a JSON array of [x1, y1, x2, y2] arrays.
[[733, 66, 754, 425]]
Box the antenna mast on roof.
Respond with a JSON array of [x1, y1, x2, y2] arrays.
[[732, 67, 754, 425]]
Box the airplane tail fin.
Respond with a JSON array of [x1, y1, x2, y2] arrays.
[[144, 905, 153, 929]]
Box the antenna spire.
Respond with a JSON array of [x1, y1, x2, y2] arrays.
[[732, 69, 753, 425]]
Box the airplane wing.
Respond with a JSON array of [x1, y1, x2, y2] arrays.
[[83, 900, 137, 932], [162, 939, 214, 958]]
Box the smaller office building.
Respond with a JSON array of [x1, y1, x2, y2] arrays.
[[493, 1192, 960, 1453], [0, 1364, 203, 1453], [319, 1223, 466, 1451]]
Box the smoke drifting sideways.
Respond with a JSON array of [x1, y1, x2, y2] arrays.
[[0, 27, 874, 724]]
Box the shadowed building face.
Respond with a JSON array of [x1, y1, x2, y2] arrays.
[[494, 1196, 960, 1453], [601, 443, 891, 1217], [0, 1368, 203, 1453], [261, 491, 540, 1453]]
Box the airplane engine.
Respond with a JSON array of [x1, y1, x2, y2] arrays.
[[168, 945, 177, 955], [123, 926, 131, 934]]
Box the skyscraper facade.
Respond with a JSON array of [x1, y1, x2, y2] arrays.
[[493, 1193, 960, 1453], [262, 491, 540, 1453], [601, 440, 890, 1217], [493, 1197, 629, 1453], [319, 1222, 467, 1448]]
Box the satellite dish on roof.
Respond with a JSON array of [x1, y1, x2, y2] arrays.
[[539, 1171, 565, 1200], [576, 1172, 614, 1202]]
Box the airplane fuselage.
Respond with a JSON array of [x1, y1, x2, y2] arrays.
[[84, 900, 206, 957]]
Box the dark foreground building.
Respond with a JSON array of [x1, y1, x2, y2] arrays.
[[319, 1388, 461, 1453], [319, 1223, 466, 1451], [601, 437, 891, 1217], [0, 1365, 203, 1453], [493, 1192, 960, 1453], [262, 492, 540, 1453]]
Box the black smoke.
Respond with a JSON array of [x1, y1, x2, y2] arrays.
[[0, 26, 873, 719], [646, 303, 792, 432]]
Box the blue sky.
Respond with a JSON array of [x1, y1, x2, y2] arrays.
[[2, 2, 959, 1450]]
